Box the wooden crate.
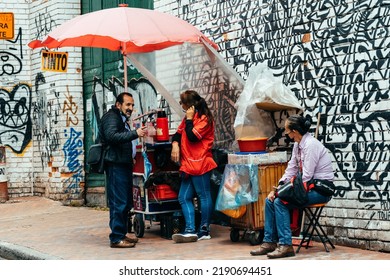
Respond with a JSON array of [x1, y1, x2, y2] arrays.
[[231, 162, 287, 230]]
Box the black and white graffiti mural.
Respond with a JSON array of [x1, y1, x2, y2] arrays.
[[0, 83, 32, 153], [173, 31, 243, 150], [32, 8, 58, 41], [0, 26, 33, 153], [0, 27, 23, 77], [31, 73, 61, 167], [177, 0, 390, 209]]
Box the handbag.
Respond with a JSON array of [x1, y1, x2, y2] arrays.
[[275, 171, 308, 206], [87, 143, 107, 174]]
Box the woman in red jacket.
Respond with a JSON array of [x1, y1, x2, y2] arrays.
[[171, 90, 217, 243]]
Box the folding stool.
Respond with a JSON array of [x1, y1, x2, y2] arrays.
[[296, 203, 335, 253]]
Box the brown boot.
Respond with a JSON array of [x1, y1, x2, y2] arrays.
[[267, 245, 295, 259], [250, 242, 277, 256]]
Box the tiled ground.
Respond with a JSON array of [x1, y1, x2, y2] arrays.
[[0, 197, 389, 260]]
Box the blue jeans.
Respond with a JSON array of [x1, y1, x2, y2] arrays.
[[105, 163, 133, 243], [178, 172, 213, 233], [263, 190, 331, 245]]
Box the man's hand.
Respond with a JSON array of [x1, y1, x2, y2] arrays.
[[136, 126, 147, 137]]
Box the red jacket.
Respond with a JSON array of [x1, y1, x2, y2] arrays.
[[176, 113, 217, 175]]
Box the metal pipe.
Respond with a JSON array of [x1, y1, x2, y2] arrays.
[[132, 109, 158, 121]]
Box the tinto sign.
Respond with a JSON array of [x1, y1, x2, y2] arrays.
[[41, 50, 68, 72]]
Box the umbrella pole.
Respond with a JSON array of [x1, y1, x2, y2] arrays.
[[123, 54, 128, 92]]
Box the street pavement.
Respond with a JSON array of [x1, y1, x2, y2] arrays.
[[0, 196, 389, 261]]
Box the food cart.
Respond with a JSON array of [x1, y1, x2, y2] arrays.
[[130, 141, 183, 239], [127, 109, 184, 239]]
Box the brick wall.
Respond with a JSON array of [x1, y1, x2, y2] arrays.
[[1, 1, 33, 197], [1, 0, 84, 204], [155, 0, 390, 252]]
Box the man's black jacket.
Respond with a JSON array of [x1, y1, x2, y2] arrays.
[[99, 106, 138, 165]]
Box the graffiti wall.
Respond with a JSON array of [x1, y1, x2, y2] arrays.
[[0, 0, 85, 203], [29, 2, 85, 203], [1, 1, 33, 196], [155, 0, 390, 251]]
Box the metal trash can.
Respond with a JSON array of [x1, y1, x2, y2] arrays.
[[0, 146, 8, 202]]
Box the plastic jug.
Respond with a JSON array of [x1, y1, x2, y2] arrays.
[[145, 119, 156, 145], [156, 110, 169, 142]]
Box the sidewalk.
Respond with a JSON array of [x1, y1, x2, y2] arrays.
[[0, 196, 389, 260]]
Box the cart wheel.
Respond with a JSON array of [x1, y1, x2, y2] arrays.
[[133, 214, 145, 238], [230, 228, 240, 242], [249, 230, 264, 245]]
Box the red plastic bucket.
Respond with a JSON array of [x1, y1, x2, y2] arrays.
[[237, 137, 268, 152]]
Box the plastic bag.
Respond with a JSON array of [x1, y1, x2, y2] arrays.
[[221, 205, 247, 218], [234, 63, 303, 140], [215, 164, 259, 211]]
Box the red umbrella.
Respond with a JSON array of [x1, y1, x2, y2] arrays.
[[28, 5, 218, 91]]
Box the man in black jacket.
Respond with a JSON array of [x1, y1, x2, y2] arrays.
[[99, 92, 147, 248]]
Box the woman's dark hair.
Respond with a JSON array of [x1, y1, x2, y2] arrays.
[[180, 90, 214, 124], [286, 114, 312, 135]]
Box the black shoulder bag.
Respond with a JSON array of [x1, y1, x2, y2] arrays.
[[87, 143, 108, 174], [275, 171, 308, 207]]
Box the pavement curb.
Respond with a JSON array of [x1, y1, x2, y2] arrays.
[[0, 241, 62, 260]]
